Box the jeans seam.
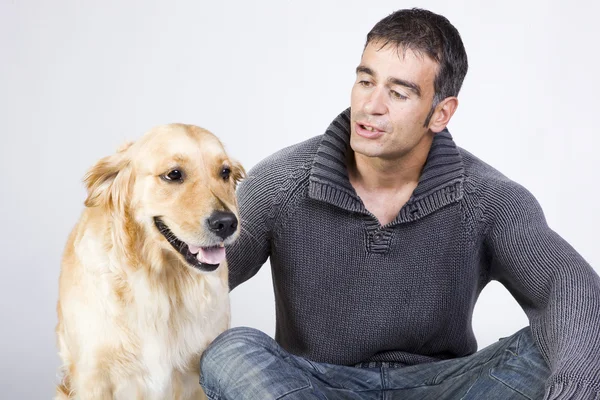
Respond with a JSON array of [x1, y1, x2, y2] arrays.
[[275, 378, 315, 399], [504, 329, 522, 358], [202, 386, 221, 400], [199, 375, 221, 399], [430, 355, 489, 386], [431, 335, 518, 389], [458, 364, 485, 400], [305, 359, 325, 373], [487, 369, 532, 400]]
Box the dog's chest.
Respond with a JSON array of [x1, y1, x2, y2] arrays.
[[125, 272, 230, 397]]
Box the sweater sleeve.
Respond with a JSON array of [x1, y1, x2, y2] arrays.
[[226, 167, 274, 291], [485, 182, 600, 399]]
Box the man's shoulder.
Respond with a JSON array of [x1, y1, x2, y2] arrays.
[[459, 148, 510, 184], [458, 147, 538, 207], [253, 135, 322, 173], [238, 135, 322, 196]]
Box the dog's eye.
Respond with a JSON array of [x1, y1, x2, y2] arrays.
[[163, 169, 184, 182], [220, 166, 231, 181]]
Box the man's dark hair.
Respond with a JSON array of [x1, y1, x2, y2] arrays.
[[366, 8, 468, 124]]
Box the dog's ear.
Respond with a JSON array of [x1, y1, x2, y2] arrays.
[[84, 141, 134, 208], [230, 159, 246, 187]]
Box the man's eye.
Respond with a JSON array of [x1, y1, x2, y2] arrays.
[[391, 90, 407, 100], [220, 166, 231, 180], [359, 80, 373, 87], [162, 169, 184, 182]]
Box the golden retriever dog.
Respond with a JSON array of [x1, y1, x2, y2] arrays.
[[55, 124, 244, 400]]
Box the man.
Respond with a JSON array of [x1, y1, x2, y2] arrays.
[[200, 8, 600, 400]]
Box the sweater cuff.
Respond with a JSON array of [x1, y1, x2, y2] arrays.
[[544, 381, 600, 400]]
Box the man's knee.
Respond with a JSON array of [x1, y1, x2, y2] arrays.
[[200, 327, 275, 382], [204, 326, 274, 360], [200, 327, 291, 398]]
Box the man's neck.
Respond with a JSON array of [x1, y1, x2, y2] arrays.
[[346, 134, 434, 225], [347, 135, 434, 192]]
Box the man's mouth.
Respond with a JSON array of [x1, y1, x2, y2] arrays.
[[153, 217, 226, 272], [355, 122, 385, 138], [361, 125, 378, 132]]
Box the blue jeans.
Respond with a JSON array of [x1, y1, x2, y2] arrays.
[[199, 326, 550, 399]]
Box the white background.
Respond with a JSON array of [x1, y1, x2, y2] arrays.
[[1, 1, 598, 398]]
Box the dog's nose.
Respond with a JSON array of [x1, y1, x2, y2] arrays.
[[207, 211, 238, 240]]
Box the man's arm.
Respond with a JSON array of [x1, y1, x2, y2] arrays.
[[227, 168, 273, 290], [485, 182, 600, 399]]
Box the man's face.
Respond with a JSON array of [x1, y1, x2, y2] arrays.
[[350, 41, 439, 160]]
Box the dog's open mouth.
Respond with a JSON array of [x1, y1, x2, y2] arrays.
[[154, 217, 225, 272]]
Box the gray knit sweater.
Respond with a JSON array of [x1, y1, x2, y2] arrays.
[[227, 108, 600, 399]]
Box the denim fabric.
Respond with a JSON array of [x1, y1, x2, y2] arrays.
[[199, 326, 550, 400]]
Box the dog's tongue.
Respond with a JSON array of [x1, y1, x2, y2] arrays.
[[198, 247, 226, 265], [187, 244, 226, 265]]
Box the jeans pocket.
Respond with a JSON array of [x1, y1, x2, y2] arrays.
[[275, 378, 313, 399], [488, 347, 548, 399]]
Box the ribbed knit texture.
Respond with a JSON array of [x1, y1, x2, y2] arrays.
[[227, 108, 600, 399]]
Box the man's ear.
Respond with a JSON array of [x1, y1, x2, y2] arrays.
[[428, 97, 459, 133], [230, 159, 246, 187], [83, 141, 134, 208]]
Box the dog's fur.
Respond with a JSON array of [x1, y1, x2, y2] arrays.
[[55, 124, 244, 399]]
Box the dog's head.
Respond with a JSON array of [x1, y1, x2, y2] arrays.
[[83, 124, 244, 272]]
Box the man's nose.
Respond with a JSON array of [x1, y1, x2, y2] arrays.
[[364, 87, 387, 115]]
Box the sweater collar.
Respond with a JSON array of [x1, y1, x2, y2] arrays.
[[308, 108, 464, 224]]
